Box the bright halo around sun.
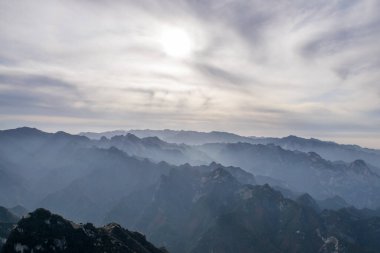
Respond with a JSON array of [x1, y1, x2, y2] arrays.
[[159, 27, 193, 58]]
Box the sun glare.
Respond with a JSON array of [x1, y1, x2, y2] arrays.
[[159, 27, 193, 58]]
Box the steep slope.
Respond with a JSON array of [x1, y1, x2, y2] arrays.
[[192, 184, 380, 253], [38, 147, 173, 224], [0, 128, 92, 207], [104, 163, 255, 228], [200, 142, 380, 208], [191, 184, 321, 253], [105, 166, 241, 252], [105, 167, 380, 253], [0, 128, 208, 216], [1, 208, 167, 253], [296, 193, 321, 213], [0, 127, 256, 225]]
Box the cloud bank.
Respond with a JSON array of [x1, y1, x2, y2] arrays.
[[0, 0, 379, 147]]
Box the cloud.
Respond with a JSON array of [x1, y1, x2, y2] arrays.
[[194, 63, 249, 86], [0, 73, 78, 90], [0, 0, 379, 147], [0, 72, 91, 117]]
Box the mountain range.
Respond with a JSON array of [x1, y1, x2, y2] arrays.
[[1, 127, 380, 252], [80, 129, 380, 168], [81, 128, 380, 209], [2, 171, 380, 252], [103, 165, 380, 253], [199, 142, 380, 208]]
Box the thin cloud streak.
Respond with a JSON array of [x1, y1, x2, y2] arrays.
[[0, 0, 379, 148]]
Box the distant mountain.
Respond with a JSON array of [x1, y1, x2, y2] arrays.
[[2, 127, 380, 212], [7, 206, 28, 218], [79, 130, 129, 140], [105, 167, 380, 253], [0, 164, 27, 208], [38, 147, 174, 224], [0, 207, 18, 224], [2, 127, 380, 252], [0, 127, 255, 224], [296, 193, 321, 213], [1, 208, 167, 253], [317, 195, 351, 211], [251, 135, 380, 168], [104, 163, 255, 230], [2, 127, 380, 211], [0, 128, 100, 208], [80, 130, 380, 168], [0, 128, 209, 210], [199, 143, 380, 208], [96, 134, 211, 165], [80, 129, 253, 145], [0, 206, 19, 249]]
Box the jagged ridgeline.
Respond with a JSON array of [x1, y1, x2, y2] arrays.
[[1, 208, 168, 253], [0, 127, 380, 253]]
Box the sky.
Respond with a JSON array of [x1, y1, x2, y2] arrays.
[[0, 0, 379, 148]]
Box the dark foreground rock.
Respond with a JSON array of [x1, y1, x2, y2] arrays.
[[1, 208, 167, 253]]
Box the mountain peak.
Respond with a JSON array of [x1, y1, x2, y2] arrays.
[[198, 167, 240, 199], [206, 167, 235, 183], [141, 136, 165, 146], [296, 193, 320, 212], [307, 151, 323, 161], [126, 133, 140, 141], [237, 184, 284, 204], [53, 131, 89, 142], [350, 159, 367, 168], [2, 208, 167, 253], [283, 135, 303, 141], [0, 127, 45, 137], [348, 159, 377, 176], [110, 133, 140, 142], [8, 205, 28, 217]]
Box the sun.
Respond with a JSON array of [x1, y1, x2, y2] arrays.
[[159, 27, 193, 58]]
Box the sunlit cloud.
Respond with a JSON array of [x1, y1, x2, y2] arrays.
[[0, 0, 379, 147]]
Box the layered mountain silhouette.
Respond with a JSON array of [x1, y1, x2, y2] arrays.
[[251, 135, 380, 169], [1, 208, 167, 253], [1, 127, 380, 252], [80, 129, 253, 145], [199, 142, 380, 208], [80, 129, 380, 168], [105, 166, 380, 253], [0, 128, 249, 223], [96, 133, 211, 165], [2, 127, 380, 210]]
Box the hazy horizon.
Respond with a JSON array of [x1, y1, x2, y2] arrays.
[[1, 125, 380, 149], [1, 0, 379, 148]]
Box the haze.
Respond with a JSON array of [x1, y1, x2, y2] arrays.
[[0, 0, 379, 148]]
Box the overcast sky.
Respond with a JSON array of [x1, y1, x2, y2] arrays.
[[0, 0, 379, 148]]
